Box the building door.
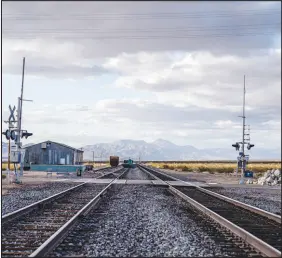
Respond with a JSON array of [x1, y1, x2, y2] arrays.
[[66, 154, 70, 165]]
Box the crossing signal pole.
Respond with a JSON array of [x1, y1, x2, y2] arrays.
[[232, 75, 255, 184], [2, 57, 33, 184]]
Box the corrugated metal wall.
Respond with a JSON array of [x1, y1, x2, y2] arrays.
[[26, 142, 78, 165]]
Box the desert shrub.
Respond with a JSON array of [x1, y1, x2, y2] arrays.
[[148, 162, 281, 175], [2, 174, 6, 179], [197, 165, 208, 172], [2, 163, 20, 170], [181, 166, 191, 172]]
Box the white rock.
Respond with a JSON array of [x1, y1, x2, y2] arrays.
[[272, 179, 278, 186], [274, 169, 281, 178], [266, 177, 273, 184]]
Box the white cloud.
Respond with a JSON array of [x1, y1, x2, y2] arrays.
[[104, 50, 281, 113], [1, 2, 281, 152]]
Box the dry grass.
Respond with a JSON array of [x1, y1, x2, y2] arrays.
[[83, 162, 109, 167], [148, 162, 281, 176], [2, 163, 20, 171]]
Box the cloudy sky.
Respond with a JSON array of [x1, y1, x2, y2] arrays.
[[2, 1, 281, 150]]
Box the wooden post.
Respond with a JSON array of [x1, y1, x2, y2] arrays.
[[8, 138, 11, 170]]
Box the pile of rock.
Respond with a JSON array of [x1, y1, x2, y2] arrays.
[[257, 169, 281, 186]]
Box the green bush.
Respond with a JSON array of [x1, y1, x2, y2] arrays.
[[2, 174, 7, 179], [2, 167, 7, 171], [163, 164, 169, 169]]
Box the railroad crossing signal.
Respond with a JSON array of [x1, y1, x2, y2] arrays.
[[8, 105, 16, 123], [2, 130, 17, 141], [21, 131, 33, 139], [232, 142, 240, 151], [2, 130, 33, 140], [3, 130, 11, 140]]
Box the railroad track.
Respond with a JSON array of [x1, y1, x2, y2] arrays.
[[1, 167, 128, 258], [50, 169, 261, 257], [139, 164, 282, 257], [2, 165, 280, 257], [119, 167, 156, 180], [82, 166, 122, 179]]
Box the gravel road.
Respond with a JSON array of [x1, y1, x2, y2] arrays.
[[206, 187, 281, 215], [2, 182, 80, 216], [51, 185, 255, 257]]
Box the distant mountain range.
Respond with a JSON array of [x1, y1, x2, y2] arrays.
[[80, 139, 281, 161], [2, 139, 281, 161]]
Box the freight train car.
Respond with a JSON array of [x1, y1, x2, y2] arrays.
[[110, 156, 119, 167], [122, 158, 136, 168]]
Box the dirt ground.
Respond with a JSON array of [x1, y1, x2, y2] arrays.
[[160, 169, 241, 183], [160, 169, 281, 189], [2, 169, 279, 195], [2, 171, 70, 195]]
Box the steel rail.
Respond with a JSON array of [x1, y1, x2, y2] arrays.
[[96, 167, 125, 179], [29, 168, 129, 257], [141, 165, 281, 223], [138, 164, 281, 257], [2, 183, 86, 225]]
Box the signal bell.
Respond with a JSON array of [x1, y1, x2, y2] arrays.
[[247, 143, 254, 150]]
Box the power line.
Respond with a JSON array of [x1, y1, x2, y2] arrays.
[[3, 23, 280, 33], [3, 31, 276, 40], [3, 8, 280, 20]]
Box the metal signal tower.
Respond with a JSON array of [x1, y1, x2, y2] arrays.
[[232, 75, 255, 184], [2, 57, 33, 184]]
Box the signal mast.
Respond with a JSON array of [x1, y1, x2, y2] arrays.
[[2, 58, 33, 183], [232, 75, 255, 184]]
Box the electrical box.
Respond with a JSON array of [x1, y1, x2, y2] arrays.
[[41, 143, 47, 149], [10, 151, 21, 163], [244, 170, 254, 178], [10, 143, 18, 152]]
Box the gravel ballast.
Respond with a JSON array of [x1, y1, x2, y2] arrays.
[[51, 185, 255, 257], [121, 168, 155, 180], [206, 187, 281, 215], [2, 182, 80, 216]]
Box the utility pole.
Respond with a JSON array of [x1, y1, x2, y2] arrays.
[[92, 151, 95, 167], [16, 58, 33, 182], [16, 57, 26, 182], [8, 138, 11, 170]]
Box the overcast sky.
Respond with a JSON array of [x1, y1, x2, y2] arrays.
[[2, 1, 281, 151]]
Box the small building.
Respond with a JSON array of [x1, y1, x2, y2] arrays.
[[24, 140, 83, 165]]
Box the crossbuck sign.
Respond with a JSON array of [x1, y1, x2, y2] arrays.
[[8, 105, 16, 123]]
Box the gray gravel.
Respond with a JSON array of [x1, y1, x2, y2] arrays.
[[2, 182, 80, 216], [121, 168, 155, 180], [51, 185, 254, 257], [206, 187, 281, 215]]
